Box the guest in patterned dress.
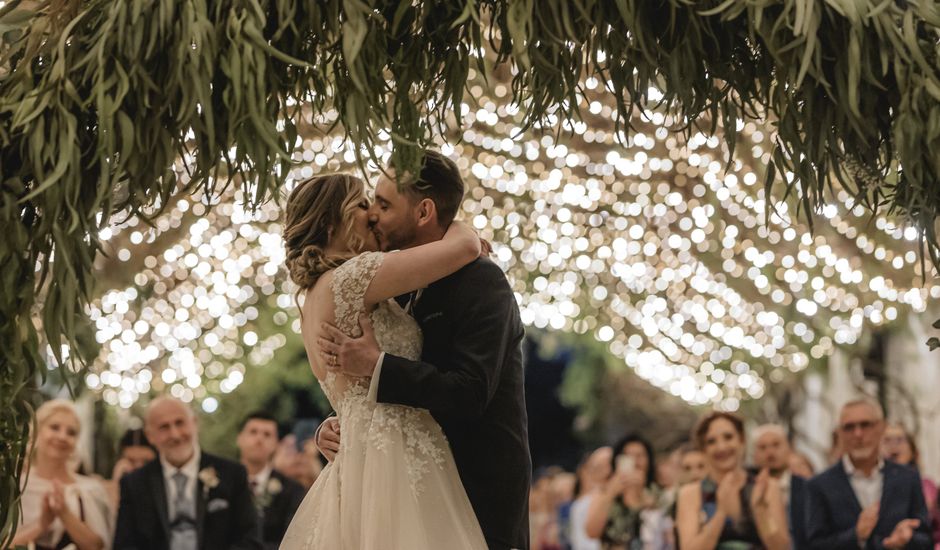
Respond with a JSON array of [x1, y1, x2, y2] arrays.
[[585, 434, 673, 549]]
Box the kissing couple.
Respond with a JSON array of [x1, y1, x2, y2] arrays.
[[279, 150, 531, 550]]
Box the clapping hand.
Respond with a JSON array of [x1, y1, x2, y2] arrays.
[[41, 481, 67, 526], [39, 491, 56, 531], [716, 469, 746, 520], [882, 518, 920, 549], [751, 468, 771, 510], [855, 503, 880, 543]]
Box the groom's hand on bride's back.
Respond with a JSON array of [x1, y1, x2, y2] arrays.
[[318, 313, 381, 378], [316, 417, 341, 462]]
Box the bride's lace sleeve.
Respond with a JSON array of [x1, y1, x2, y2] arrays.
[[329, 251, 384, 337]]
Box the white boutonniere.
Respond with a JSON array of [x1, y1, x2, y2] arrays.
[[255, 476, 282, 510], [198, 467, 220, 496]]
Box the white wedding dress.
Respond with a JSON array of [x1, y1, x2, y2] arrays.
[[280, 251, 487, 549]]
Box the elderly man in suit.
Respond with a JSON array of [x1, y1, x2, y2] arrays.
[[114, 396, 260, 550], [236, 411, 305, 550], [806, 398, 931, 549], [753, 424, 809, 549]]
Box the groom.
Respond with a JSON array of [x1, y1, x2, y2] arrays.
[[317, 150, 531, 549]]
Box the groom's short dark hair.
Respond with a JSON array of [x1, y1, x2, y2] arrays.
[[398, 150, 465, 226]]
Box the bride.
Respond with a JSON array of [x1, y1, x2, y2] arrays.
[[279, 173, 487, 549]]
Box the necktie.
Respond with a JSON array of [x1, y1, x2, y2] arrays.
[[171, 471, 197, 550]]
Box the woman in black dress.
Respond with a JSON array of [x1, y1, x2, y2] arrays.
[[675, 412, 789, 550]]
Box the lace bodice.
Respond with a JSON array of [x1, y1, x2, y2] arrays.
[[320, 251, 422, 409]]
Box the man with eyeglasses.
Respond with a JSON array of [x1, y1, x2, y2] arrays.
[[805, 398, 932, 549]]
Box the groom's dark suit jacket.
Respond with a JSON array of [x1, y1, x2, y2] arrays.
[[378, 257, 532, 550], [113, 452, 261, 550]]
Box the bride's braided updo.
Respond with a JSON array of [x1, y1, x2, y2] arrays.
[[283, 174, 369, 290]]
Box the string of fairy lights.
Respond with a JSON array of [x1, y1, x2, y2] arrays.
[[81, 73, 938, 414]]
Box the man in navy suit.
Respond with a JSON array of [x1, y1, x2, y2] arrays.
[[806, 398, 931, 549], [114, 397, 260, 550], [753, 424, 809, 549]]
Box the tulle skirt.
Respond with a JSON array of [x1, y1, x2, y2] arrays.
[[280, 398, 487, 549]]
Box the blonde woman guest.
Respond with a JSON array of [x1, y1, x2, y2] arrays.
[[13, 399, 112, 550]]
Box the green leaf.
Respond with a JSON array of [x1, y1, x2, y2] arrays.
[[928, 337, 940, 352]]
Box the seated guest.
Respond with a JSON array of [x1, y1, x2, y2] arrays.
[[106, 427, 157, 508], [676, 412, 790, 550], [585, 434, 672, 549], [114, 396, 260, 550], [237, 412, 306, 550], [752, 424, 808, 549], [882, 423, 940, 548], [13, 399, 112, 550], [569, 447, 613, 550], [806, 399, 931, 549]]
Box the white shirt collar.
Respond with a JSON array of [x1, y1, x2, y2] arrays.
[[251, 465, 273, 493], [842, 454, 884, 477], [161, 445, 202, 481]]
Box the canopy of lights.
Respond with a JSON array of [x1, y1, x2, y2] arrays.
[[84, 70, 939, 414]]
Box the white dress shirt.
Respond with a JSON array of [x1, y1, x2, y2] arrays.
[[161, 446, 202, 518], [779, 471, 792, 508], [842, 454, 884, 509], [250, 465, 273, 497]]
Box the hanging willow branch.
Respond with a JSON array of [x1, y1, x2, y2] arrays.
[[1, 0, 938, 542]]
